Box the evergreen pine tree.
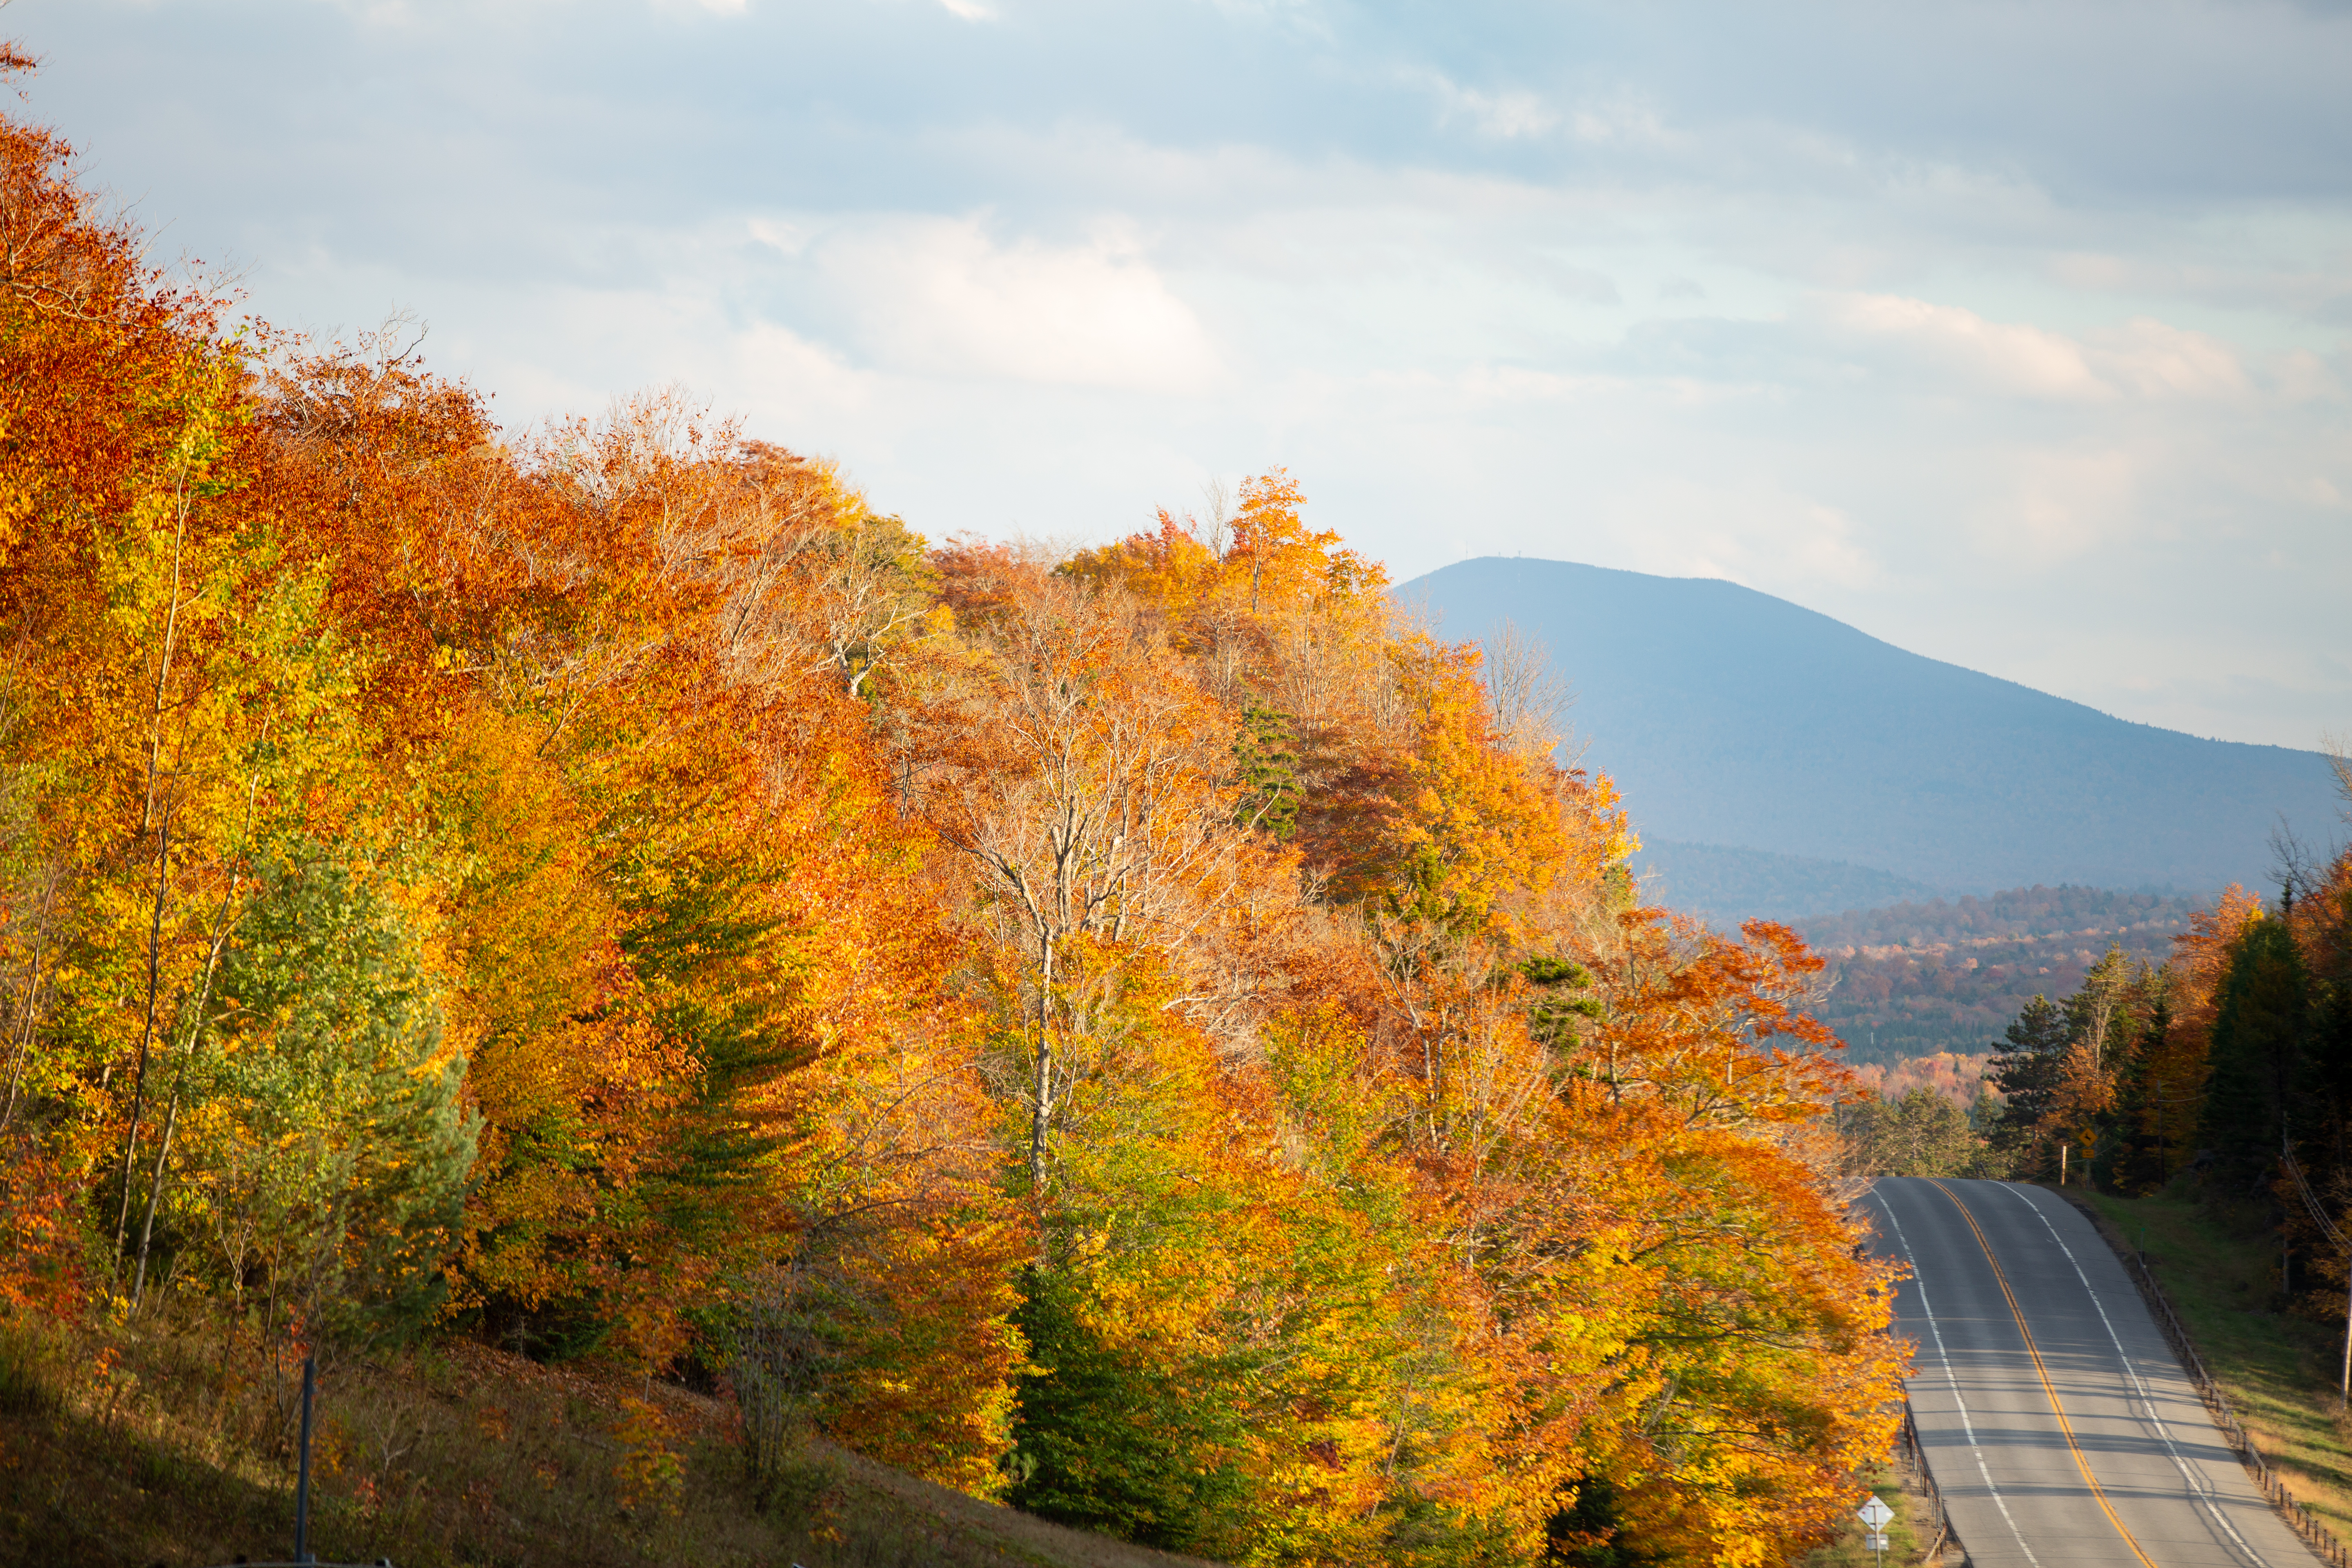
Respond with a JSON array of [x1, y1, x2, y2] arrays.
[[1004, 1265, 1254, 1553], [2105, 994, 2173, 1194], [2197, 917, 2310, 1184], [1230, 702, 1303, 841], [1987, 994, 2071, 1164], [2287, 884, 2352, 1261], [1522, 953, 1601, 1056], [2300, 886, 2352, 1170]]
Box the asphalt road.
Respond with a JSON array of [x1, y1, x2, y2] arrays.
[[1867, 1177, 2319, 1568]]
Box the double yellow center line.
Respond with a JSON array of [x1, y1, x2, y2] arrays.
[[1929, 1179, 2160, 1568]]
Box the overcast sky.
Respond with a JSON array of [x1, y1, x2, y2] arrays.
[[13, 0, 2350, 749]]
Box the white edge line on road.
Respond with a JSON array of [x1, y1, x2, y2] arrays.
[[2003, 1184, 2273, 1568], [1867, 1183, 2045, 1568]]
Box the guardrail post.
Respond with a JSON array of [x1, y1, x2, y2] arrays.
[[295, 1354, 316, 1565]]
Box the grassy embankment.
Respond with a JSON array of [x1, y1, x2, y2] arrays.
[[2079, 1183, 2352, 1540], [1794, 1461, 1943, 1567], [0, 1310, 1220, 1568]]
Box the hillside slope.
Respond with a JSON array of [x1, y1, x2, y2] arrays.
[[1401, 558, 2339, 902], [0, 1314, 1225, 1568]]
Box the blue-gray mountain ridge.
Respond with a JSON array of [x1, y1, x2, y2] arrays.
[[1398, 558, 2341, 922]]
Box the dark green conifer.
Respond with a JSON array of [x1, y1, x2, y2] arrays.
[[2196, 917, 2309, 1181], [2103, 993, 2173, 1194], [1986, 994, 2071, 1161], [1231, 702, 1302, 842], [1521, 953, 1602, 1055]]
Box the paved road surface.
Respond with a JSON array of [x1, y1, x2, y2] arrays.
[[1867, 1177, 2318, 1567]]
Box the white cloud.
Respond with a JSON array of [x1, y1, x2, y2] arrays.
[[1568, 94, 1677, 149], [1809, 296, 2258, 405], [1817, 293, 2109, 399], [797, 216, 1221, 392], [1414, 78, 1679, 148], [2276, 351, 2345, 404], [2086, 317, 2247, 399], [1425, 76, 1560, 140], [732, 322, 882, 420], [747, 218, 808, 258]]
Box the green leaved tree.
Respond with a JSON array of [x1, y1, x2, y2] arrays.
[[187, 842, 476, 1345]]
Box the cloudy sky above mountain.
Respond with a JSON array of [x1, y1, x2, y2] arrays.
[[13, 0, 2351, 749]]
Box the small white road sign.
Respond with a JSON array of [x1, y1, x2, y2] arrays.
[[1856, 1496, 1894, 1530], [1864, 1531, 1889, 1552]]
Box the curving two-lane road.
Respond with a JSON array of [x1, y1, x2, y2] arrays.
[[1868, 1177, 2319, 1567]]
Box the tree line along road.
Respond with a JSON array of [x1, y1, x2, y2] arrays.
[[1867, 1177, 2321, 1567]]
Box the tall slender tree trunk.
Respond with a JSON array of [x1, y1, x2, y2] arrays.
[[131, 1082, 182, 1303], [0, 868, 58, 1134], [140, 477, 192, 836], [118, 482, 193, 1265], [1029, 926, 1055, 1197], [132, 866, 241, 1303], [114, 803, 176, 1262]]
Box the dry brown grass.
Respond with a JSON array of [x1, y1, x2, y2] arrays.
[[0, 1308, 1223, 1568]]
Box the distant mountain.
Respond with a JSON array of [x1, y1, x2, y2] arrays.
[[1400, 557, 2341, 917]]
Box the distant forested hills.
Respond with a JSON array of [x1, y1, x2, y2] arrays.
[[1793, 886, 2205, 1064], [1401, 558, 2341, 914], [1627, 840, 1937, 924]]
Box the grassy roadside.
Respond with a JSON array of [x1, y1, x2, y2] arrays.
[[1795, 1460, 1948, 1567], [2072, 1183, 2352, 1541], [0, 1308, 1222, 1568]]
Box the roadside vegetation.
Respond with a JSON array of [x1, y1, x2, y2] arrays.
[[1791, 1461, 1940, 1568], [2081, 1187, 2352, 1543], [1835, 1089, 2005, 1182]]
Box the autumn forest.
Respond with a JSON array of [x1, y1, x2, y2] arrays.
[[17, 24, 2352, 1564], [0, 62, 1960, 1567]]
